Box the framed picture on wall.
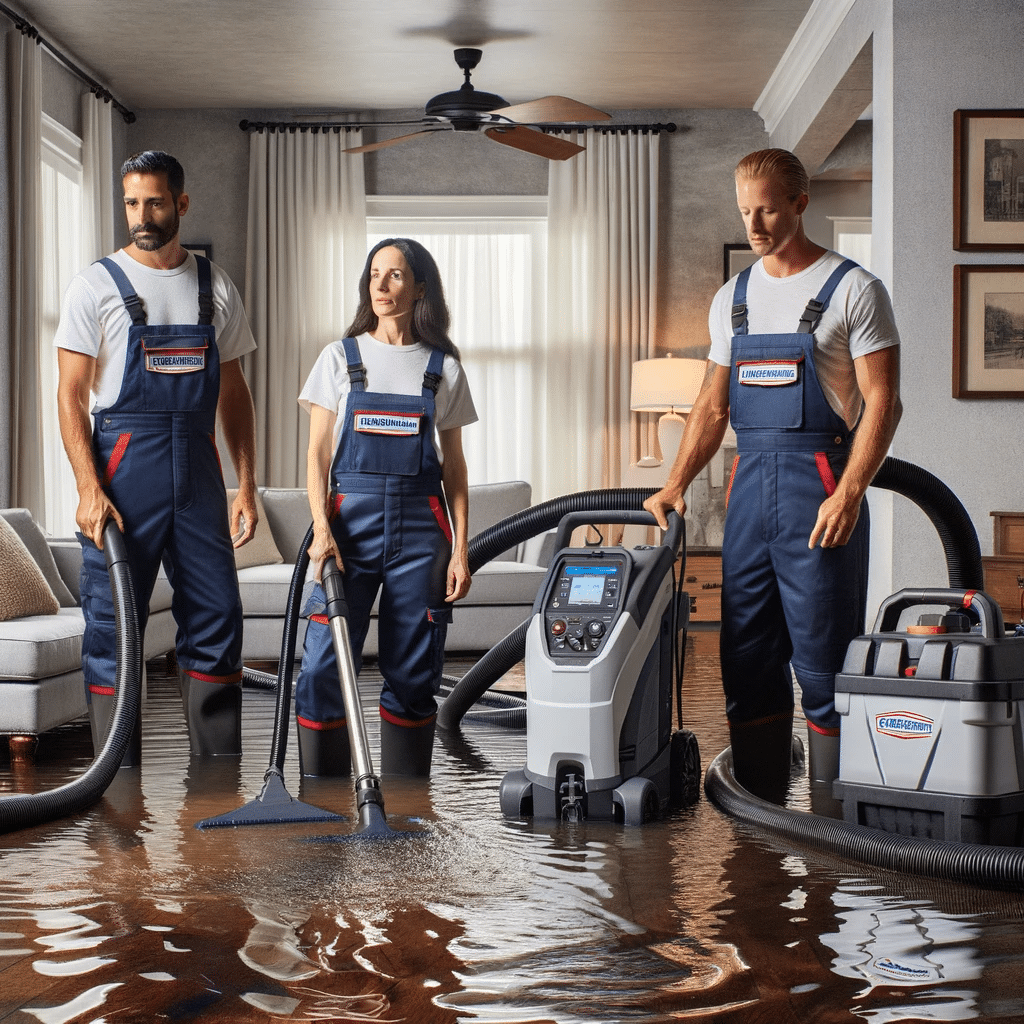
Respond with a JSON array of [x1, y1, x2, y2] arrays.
[[954, 109, 1024, 250], [723, 243, 756, 282], [953, 264, 1024, 397], [184, 243, 213, 260]]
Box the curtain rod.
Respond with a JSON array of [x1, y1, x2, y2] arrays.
[[0, 1, 135, 123], [239, 119, 676, 136]]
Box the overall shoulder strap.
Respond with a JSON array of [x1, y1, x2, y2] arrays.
[[730, 266, 753, 336], [194, 255, 214, 326], [341, 337, 367, 390], [98, 257, 146, 326], [797, 258, 859, 334], [422, 346, 445, 398]]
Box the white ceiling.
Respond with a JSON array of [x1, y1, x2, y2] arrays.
[[16, 0, 815, 114]]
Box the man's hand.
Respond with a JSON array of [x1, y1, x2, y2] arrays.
[[229, 486, 258, 548], [643, 487, 687, 530], [808, 491, 861, 549], [76, 486, 123, 550]]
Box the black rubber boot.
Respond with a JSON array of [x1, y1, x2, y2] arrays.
[[806, 723, 843, 818], [379, 717, 435, 777], [297, 722, 352, 777], [89, 690, 142, 768], [728, 713, 794, 805], [178, 671, 242, 756]]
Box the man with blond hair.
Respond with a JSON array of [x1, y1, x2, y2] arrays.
[[646, 148, 902, 804]]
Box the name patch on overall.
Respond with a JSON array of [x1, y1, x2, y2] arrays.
[[353, 410, 422, 436], [737, 360, 800, 386], [145, 349, 207, 373]]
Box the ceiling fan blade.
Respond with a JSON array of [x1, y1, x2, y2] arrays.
[[344, 130, 440, 154], [491, 96, 611, 124], [484, 126, 585, 161]]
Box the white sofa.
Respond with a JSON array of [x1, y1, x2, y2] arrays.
[[0, 481, 549, 750], [0, 508, 177, 751]]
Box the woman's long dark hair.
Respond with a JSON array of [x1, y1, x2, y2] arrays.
[[345, 238, 461, 360]]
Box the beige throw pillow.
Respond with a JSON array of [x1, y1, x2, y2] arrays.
[[226, 488, 285, 570], [0, 516, 60, 621]]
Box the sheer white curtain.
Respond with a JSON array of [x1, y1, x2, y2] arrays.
[[6, 27, 42, 514], [81, 92, 114, 259], [38, 94, 113, 535], [245, 129, 367, 487], [545, 130, 660, 498]]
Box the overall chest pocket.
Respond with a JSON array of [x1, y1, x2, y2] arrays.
[[140, 329, 213, 412], [731, 348, 805, 430], [341, 406, 426, 476]]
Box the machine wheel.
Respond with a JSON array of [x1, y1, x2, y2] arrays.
[[670, 729, 702, 807], [612, 777, 659, 826], [499, 768, 534, 819]]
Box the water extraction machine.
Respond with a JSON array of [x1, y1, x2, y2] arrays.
[[498, 510, 701, 825]]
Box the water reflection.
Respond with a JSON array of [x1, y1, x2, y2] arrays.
[[0, 633, 1022, 1022]]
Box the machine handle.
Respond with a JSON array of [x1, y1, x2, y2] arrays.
[[321, 557, 350, 622], [551, 509, 683, 558], [872, 588, 1005, 638]]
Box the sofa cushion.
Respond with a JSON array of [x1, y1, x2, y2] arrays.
[[0, 516, 60, 621], [467, 481, 532, 562], [228, 488, 285, 569], [464, 561, 547, 605], [259, 488, 313, 564], [1, 509, 76, 607], [236, 563, 307, 616], [0, 608, 84, 680]]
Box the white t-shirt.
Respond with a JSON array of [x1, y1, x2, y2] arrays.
[[708, 251, 900, 429], [54, 249, 257, 410], [299, 333, 478, 461]]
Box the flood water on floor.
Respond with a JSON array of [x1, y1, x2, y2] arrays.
[[2, 630, 1024, 1023]]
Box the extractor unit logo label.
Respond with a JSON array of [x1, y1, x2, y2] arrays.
[[875, 710, 934, 739]]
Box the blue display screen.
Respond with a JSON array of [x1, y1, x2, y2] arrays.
[[564, 565, 617, 606]]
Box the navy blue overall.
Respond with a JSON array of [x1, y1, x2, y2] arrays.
[[720, 259, 869, 733], [295, 336, 453, 730], [79, 256, 243, 703]]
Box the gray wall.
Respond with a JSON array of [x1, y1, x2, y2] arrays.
[[890, 0, 1024, 584]]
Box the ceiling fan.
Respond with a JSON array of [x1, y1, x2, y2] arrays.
[[344, 48, 611, 161]]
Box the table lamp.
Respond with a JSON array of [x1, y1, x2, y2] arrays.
[[630, 356, 705, 466]]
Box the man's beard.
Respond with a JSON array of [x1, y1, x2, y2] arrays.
[[129, 211, 179, 251]]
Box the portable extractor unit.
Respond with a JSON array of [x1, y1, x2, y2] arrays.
[[834, 588, 1024, 846], [499, 510, 700, 825]]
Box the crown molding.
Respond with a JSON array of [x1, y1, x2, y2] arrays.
[[755, 0, 860, 135]]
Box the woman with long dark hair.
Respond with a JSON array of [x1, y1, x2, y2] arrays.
[[294, 238, 477, 777]]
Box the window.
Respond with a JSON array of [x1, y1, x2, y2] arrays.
[[367, 196, 547, 490], [40, 113, 86, 536]]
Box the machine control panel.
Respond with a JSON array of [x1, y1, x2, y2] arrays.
[[543, 555, 628, 658]]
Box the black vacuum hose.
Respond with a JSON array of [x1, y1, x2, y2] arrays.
[[872, 456, 983, 589], [259, 523, 314, 776], [705, 749, 1024, 892], [0, 522, 142, 833]]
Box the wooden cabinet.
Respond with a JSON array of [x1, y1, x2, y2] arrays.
[[991, 511, 1024, 557], [982, 555, 1024, 626], [682, 548, 722, 624]]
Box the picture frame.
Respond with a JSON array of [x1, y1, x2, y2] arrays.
[[954, 109, 1024, 251], [952, 264, 1024, 398], [184, 243, 213, 260], [723, 242, 756, 282]]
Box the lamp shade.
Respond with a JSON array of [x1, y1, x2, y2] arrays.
[[630, 357, 705, 412]]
